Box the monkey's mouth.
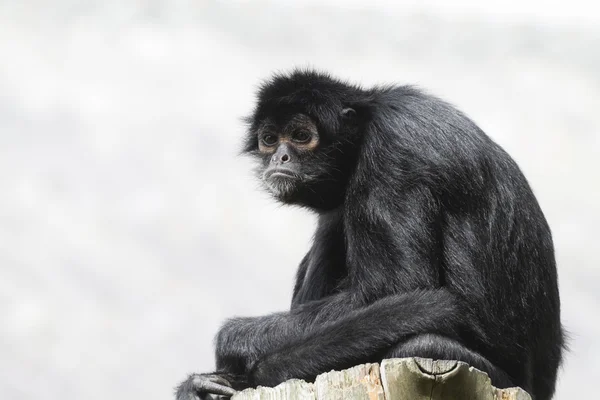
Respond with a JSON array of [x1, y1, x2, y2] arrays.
[[263, 168, 301, 180], [263, 169, 303, 198]]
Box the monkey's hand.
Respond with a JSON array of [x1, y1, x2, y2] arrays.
[[175, 373, 237, 400]]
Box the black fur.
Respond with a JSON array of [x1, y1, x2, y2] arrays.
[[176, 70, 563, 400]]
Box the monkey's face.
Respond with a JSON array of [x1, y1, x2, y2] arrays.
[[256, 114, 321, 199], [252, 113, 349, 208]]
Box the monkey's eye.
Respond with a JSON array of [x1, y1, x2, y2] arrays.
[[261, 134, 278, 146], [292, 130, 312, 143]]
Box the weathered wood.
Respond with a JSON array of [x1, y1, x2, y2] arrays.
[[234, 379, 314, 400], [493, 388, 531, 400], [231, 358, 531, 400], [381, 358, 528, 400], [314, 363, 385, 400]]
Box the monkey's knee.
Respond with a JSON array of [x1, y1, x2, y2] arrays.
[[384, 334, 514, 389], [385, 334, 461, 359]]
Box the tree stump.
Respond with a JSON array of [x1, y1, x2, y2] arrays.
[[232, 358, 531, 400]]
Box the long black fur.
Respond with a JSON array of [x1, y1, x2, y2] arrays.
[[176, 70, 563, 400]]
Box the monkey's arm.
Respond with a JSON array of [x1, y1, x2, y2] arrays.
[[249, 290, 460, 387], [215, 290, 357, 375]]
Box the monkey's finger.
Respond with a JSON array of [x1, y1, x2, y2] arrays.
[[207, 375, 233, 388], [201, 394, 230, 400], [195, 380, 236, 397]]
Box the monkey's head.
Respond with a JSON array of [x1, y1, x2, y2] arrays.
[[243, 70, 365, 211]]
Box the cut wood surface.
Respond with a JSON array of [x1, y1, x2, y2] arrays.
[[232, 358, 531, 400]]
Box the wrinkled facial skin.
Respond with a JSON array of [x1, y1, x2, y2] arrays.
[[252, 113, 348, 209], [257, 114, 322, 198]]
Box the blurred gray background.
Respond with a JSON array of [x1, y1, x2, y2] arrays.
[[1, 1, 598, 399]]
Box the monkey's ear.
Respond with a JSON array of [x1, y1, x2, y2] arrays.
[[341, 107, 356, 118]]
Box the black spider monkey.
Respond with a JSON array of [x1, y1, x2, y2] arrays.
[[176, 70, 563, 400]]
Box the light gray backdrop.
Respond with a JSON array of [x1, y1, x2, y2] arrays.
[[0, 1, 598, 399]]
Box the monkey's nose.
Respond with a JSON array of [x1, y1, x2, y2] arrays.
[[272, 153, 291, 164]]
